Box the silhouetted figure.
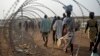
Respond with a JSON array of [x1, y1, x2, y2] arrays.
[[85, 12, 98, 51], [31, 21, 34, 30], [54, 16, 63, 44], [19, 22, 22, 29], [62, 13, 66, 20], [52, 16, 57, 44], [62, 13, 67, 36], [29, 21, 34, 29], [24, 21, 28, 31], [29, 21, 31, 28], [62, 5, 75, 56], [40, 15, 51, 47], [53, 16, 63, 43]]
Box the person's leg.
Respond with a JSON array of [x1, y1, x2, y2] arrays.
[[53, 30, 56, 44], [65, 39, 71, 53], [45, 35, 48, 47], [44, 32, 48, 47], [70, 37, 73, 55], [93, 34, 100, 53], [70, 43, 73, 55], [70, 32, 74, 55], [65, 39, 73, 55], [56, 37, 58, 43], [89, 42, 94, 51], [65, 48, 68, 52], [42, 33, 45, 42]]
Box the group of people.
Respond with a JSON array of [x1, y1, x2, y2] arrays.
[[39, 5, 100, 56], [39, 5, 80, 55], [19, 20, 35, 31]]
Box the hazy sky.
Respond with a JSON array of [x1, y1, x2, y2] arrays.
[[0, 0, 100, 19]]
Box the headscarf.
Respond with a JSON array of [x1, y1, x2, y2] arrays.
[[63, 5, 73, 12]]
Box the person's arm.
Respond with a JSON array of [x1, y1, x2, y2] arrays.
[[85, 21, 89, 33]]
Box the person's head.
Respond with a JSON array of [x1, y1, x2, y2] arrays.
[[89, 12, 94, 19], [54, 16, 57, 19], [64, 5, 73, 17], [63, 13, 66, 17], [57, 16, 61, 20], [44, 15, 47, 18], [66, 11, 71, 17]]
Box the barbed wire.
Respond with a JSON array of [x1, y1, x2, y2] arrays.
[[96, 0, 100, 7]]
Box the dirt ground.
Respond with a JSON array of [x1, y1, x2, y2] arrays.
[[33, 27, 91, 56], [0, 26, 100, 56]]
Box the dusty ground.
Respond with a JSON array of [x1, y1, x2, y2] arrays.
[[0, 26, 100, 56], [33, 27, 91, 56]]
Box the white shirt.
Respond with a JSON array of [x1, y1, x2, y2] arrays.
[[55, 20, 63, 39]]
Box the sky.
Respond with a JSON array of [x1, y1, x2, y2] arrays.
[[0, 0, 100, 19]]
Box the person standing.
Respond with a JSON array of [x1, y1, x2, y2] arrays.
[[40, 15, 51, 47], [85, 12, 98, 51], [54, 16, 63, 40], [62, 13, 67, 36], [51, 16, 57, 44], [62, 5, 75, 55], [24, 21, 28, 31]]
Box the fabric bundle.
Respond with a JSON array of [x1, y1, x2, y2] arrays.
[[63, 5, 73, 12]]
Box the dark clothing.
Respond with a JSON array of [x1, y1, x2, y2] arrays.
[[90, 42, 94, 51], [93, 32, 100, 53], [53, 30, 57, 44], [62, 24, 67, 36], [19, 22, 22, 29], [42, 32, 49, 47], [52, 18, 57, 44], [62, 17, 65, 21], [51, 18, 57, 30], [24, 21, 28, 31]]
